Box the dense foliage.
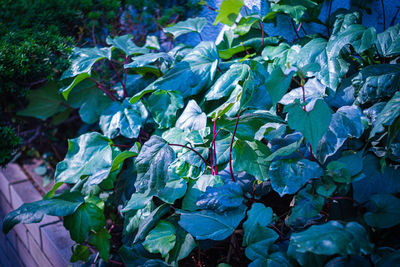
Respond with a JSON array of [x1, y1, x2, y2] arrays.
[[3, 0, 400, 266]]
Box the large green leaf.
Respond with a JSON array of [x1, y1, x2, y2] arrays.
[[142, 42, 219, 98], [99, 99, 148, 139], [196, 182, 243, 212], [269, 0, 318, 24], [106, 34, 148, 55], [177, 204, 247, 240], [182, 174, 224, 211], [364, 194, 400, 229], [279, 78, 326, 107], [17, 82, 67, 120], [232, 140, 271, 181], [164, 17, 207, 38], [124, 53, 173, 71], [54, 132, 114, 184], [134, 204, 171, 243], [353, 64, 400, 105], [143, 220, 176, 257], [265, 67, 294, 105], [353, 154, 400, 203], [175, 99, 207, 131], [218, 111, 285, 141], [146, 90, 183, 129], [268, 159, 323, 196], [134, 136, 176, 195], [2, 191, 84, 234], [64, 202, 105, 243], [213, 0, 244, 26], [242, 203, 278, 261], [89, 228, 111, 261], [316, 105, 364, 163], [375, 23, 400, 57], [288, 221, 373, 256], [370, 91, 400, 138], [60, 47, 112, 99], [285, 99, 332, 151], [165, 223, 196, 266]]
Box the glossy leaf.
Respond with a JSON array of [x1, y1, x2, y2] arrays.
[[288, 221, 373, 256], [143, 220, 176, 257], [64, 202, 105, 243], [213, 0, 244, 26], [143, 42, 219, 98], [175, 99, 207, 131], [177, 204, 247, 240], [370, 91, 400, 138], [164, 17, 207, 38], [89, 228, 111, 261], [269, 159, 323, 196], [147, 90, 184, 129], [106, 34, 148, 55], [375, 23, 400, 57], [364, 194, 400, 228], [196, 182, 243, 212], [2, 191, 84, 234], [265, 67, 294, 105], [286, 99, 332, 151]]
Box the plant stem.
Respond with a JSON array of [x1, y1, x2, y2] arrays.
[[90, 77, 119, 102], [168, 144, 208, 166], [291, 19, 301, 42], [229, 110, 241, 182], [241, 42, 250, 55], [260, 20, 265, 53], [110, 60, 127, 97], [212, 120, 218, 175]]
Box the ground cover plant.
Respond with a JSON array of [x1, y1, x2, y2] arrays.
[[3, 0, 400, 266]]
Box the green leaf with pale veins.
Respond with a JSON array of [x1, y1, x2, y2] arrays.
[[175, 100, 207, 131], [134, 136, 176, 195], [2, 191, 84, 234], [143, 220, 176, 257], [147, 90, 184, 129], [145, 35, 160, 50], [285, 99, 332, 151], [268, 159, 323, 196], [99, 99, 149, 139], [164, 17, 207, 38], [369, 92, 400, 138], [143, 42, 219, 98], [89, 228, 111, 261], [70, 245, 90, 263], [213, 0, 244, 26], [64, 202, 105, 243], [375, 23, 400, 57], [54, 132, 114, 184]]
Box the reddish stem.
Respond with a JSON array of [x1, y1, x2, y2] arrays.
[[168, 144, 208, 166], [108, 259, 123, 265], [212, 120, 218, 175], [110, 60, 127, 97], [217, 66, 223, 74], [90, 77, 119, 102], [229, 110, 242, 182]]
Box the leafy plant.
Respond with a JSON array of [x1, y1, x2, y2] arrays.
[[3, 0, 400, 266]]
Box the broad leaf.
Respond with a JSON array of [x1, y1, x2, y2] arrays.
[[353, 64, 400, 105], [288, 221, 373, 256], [285, 99, 332, 151], [134, 136, 175, 195], [165, 223, 196, 266], [71, 245, 90, 263], [316, 105, 364, 163], [177, 204, 247, 240], [182, 174, 224, 211], [54, 132, 114, 184], [147, 90, 184, 129], [196, 182, 243, 212], [99, 99, 148, 139], [89, 228, 111, 261], [143, 220, 176, 257], [218, 111, 285, 141], [64, 202, 105, 243], [2, 191, 84, 234], [213, 0, 244, 26], [164, 17, 207, 38], [375, 23, 400, 57], [232, 140, 271, 181], [142, 42, 219, 98], [106, 34, 148, 55], [145, 35, 160, 50], [370, 91, 400, 138], [134, 204, 171, 243], [175, 100, 207, 131], [364, 194, 400, 228], [60, 47, 112, 99], [265, 67, 294, 105], [268, 159, 323, 196], [124, 53, 173, 70], [17, 82, 67, 120], [279, 78, 326, 107]]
